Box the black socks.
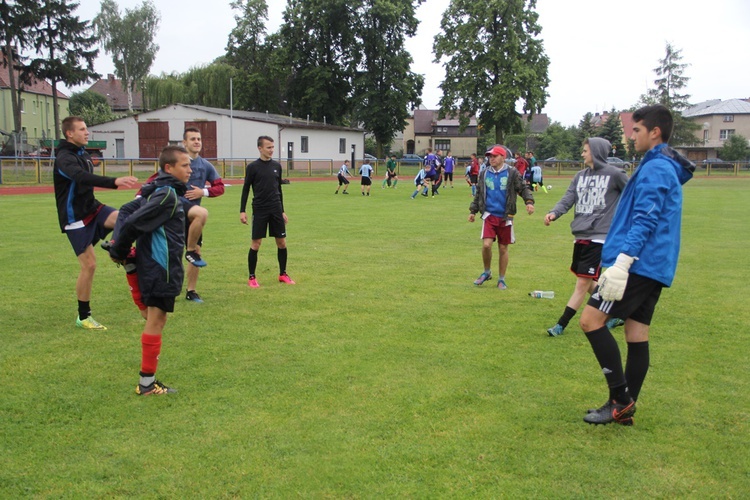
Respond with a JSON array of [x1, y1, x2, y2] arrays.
[[584, 326, 630, 403]]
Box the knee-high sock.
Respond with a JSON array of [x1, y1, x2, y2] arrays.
[[140, 333, 162, 376], [278, 247, 288, 275], [126, 272, 146, 311], [584, 326, 629, 403], [625, 341, 650, 402], [557, 306, 577, 328], [248, 248, 258, 277]]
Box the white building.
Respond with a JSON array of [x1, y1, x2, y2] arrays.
[[89, 104, 365, 163]]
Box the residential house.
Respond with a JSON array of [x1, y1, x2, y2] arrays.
[[87, 74, 144, 115], [402, 109, 478, 157], [680, 98, 750, 161], [89, 104, 365, 166], [0, 54, 70, 153]]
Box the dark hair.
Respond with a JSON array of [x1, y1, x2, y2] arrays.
[[633, 104, 673, 142], [62, 116, 85, 137], [183, 127, 201, 139], [159, 145, 188, 170], [257, 135, 274, 147]]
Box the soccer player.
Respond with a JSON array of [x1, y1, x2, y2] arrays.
[[410, 165, 428, 199], [578, 104, 694, 425], [468, 153, 480, 196], [240, 136, 295, 288], [359, 160, 373, 196], [335, 160, 352, 194], [543, 137, 628, 337], [423, 148, 438, 196], [181, 127, 225, 303], [53, 116, 138, 330], [108, 146, 192, 395], [468, 145, 534, 289], [382, 155, 398, 188], [443, 151, 455, 188]]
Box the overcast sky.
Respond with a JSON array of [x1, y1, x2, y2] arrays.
[[69, 0, 750, 126]]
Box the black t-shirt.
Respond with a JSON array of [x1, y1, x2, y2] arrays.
[[240, 158, 284, 214]]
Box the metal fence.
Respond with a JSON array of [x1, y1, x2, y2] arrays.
[[2, 156, 749, 185]]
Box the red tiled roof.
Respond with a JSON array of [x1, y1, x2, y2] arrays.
[[87, 74, 143, 111], [619, 112, 634, 138], [0, 55, 68, 98]]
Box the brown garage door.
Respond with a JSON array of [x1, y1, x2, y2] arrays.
[[138, 121, 169, 159], [185, 121, 217, 160]]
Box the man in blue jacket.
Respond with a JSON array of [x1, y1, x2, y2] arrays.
[[579, 105, 695, 425]]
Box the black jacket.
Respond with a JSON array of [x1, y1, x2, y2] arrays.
[[110, 172, 187, 299], [53, 140, 118, 232]]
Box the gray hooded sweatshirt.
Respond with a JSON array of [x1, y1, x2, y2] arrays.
[[547, 137, 629, 241]]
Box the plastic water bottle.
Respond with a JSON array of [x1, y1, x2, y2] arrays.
[[529, 290, 555, 299]]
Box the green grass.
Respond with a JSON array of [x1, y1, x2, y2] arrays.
[[1, 178, 748, 497]]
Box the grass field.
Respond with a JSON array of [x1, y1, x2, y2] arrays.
[[1, 177, 748, 497]]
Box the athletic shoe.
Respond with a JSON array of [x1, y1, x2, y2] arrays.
[[185, 250, 207, 267], [185, 290, 204, 303], [583, 399, 636, 425], [547, 324, 565, 337], [421, 192, 428, 197], [473, 271, 492, 286], [278, 273, 296, 284], [136, 380, 177, 396], [586, 401, 635, 426], [606, 317, 625, 330], [334, 191, 338, 194], [76, 315, 107, 331], [497, 279, 508, 290], [100, 239, 113, 251], [248, 276, 260, 288], [343, 191, 349, 195]]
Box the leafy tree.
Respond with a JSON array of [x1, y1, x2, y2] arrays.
[[637, 42, 700, 146], [720, 134, 749, 162], [536, 122, 578, 161], [94, 0, 160, 113], [433, 0, 550, 143], [29, 0, 99, 139], [225, 0, 284, 113], [352, 0, 424, 157], [69, 90, 115, 125], [597, 109, 625, 158], [576, 112, 596, 146], [0, 0, 40, 134], [278, 0, 359, 125]]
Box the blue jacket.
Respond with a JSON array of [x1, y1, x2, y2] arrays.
[[602, 144, 694, 287]]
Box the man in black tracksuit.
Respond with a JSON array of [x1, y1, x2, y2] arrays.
[[53, 116, 137, 330], [240, 136, 295, 288], [109, 146, 192, 396]]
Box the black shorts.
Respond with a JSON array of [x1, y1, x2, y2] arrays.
[[338, 174, 349, 186], [425, 173, 437, 181], [143, 295, 176, 313], [387, 170, 397, 179], [66, 205, 116, 256], [251, 211, 286, 240], [361, 177, 372, 186], [469, 174, 478, 184], [588, 273, 664, 325], [444, 172, 453, 181], [571, 241, 602, 279]]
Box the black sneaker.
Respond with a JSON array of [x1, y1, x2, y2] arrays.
[[583, 399, 636, 425], [186, 290, 204, 303], [587, 401, 635, 425], [136, 380, 177, 396], [185, 250, 207, 267]]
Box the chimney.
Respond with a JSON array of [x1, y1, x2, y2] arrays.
[[108, 74, 115, 81]]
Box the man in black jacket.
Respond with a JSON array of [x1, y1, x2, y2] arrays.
[[54, 116, 137, 331]]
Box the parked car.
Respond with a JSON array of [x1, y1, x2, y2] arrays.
[[398, 153, 423, 164], [700, 158, 734, 169], [543, 156, 572, 163], [606, 157, 632, 169], [363, 153, 378, 162]]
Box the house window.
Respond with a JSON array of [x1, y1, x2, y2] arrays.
[[435, 140, 451, 151], [301, 136, 309, 153], [703, 129, 709, 142], [719, 129, 735, 140], [339, 138, 346, 154], [20, 99, 25, 113], [723, 115, 734, 122]]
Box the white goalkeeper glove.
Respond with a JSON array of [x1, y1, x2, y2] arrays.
[[598, 253, 636, 302]]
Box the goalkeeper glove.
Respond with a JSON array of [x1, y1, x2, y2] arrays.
[[598, 253, 636, 302]]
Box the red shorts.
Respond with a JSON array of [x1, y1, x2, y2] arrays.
[[480, 215, 514, 244]]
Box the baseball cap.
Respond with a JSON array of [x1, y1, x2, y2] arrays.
[[485, 145, 511, 157]]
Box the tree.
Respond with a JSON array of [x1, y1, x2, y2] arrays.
[[536, 122, 578, 161], [69, 90, 115, 125], [352, 0, 424, 157], [720, 134, 749, 162], [576, 112, 596, 146], [278, 0, 359, 125], [637, 42, 700, 147], [433, 0, 550, 143], [94, 0, 160, 113], [29, 0, 99, 139], [598, 109, 625, 158], [0, 0, 40, 134]]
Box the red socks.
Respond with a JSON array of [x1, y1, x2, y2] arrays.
[[140, 333, 162, 375], [126, 272, 146, 312]]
